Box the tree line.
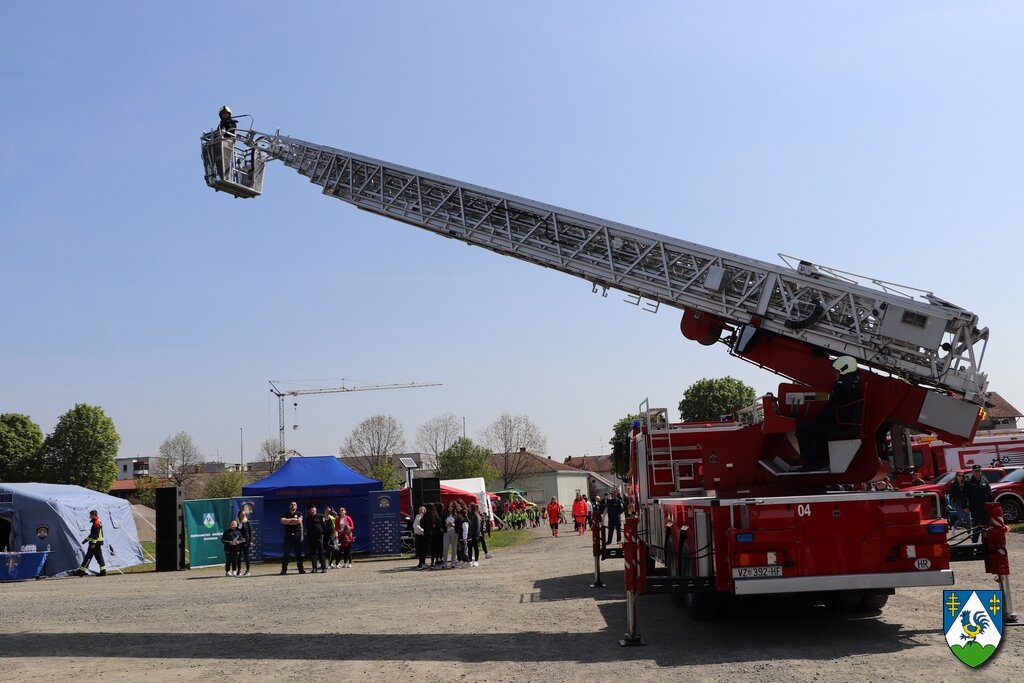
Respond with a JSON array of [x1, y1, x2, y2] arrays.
[[0, 405, 120, 492], [340, 376, 756, 489], [0, 376, 755, 498], [339, 411, 547, 490]]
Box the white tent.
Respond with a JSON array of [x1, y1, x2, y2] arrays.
[[0, 483, 145, 576], [442, 477, 493, 519]]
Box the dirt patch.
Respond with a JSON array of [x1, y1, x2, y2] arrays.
[[1, 527, 1020, 681]]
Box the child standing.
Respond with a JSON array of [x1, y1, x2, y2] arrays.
[[221, 520, 243, 576]]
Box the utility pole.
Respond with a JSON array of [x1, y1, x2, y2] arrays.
[[240, 427, 244, 469], [268, 379, 442, 456]]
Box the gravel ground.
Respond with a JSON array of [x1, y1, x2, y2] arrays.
[[1, 527, 1021, 682]]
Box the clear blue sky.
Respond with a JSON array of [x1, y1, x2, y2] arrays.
[[2, 3, 1022, 464]]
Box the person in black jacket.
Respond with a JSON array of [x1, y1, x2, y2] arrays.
[[466, 503, 482, 567], [217, 105, 237, 135], [604, 492, 624, 545], [428, 502, 444, 569], [280, 501, 305, 575], [305, 505, 328, 573], [797, 356, 863, 471], [948, 471, 971, 530], [965, 465, 994, 543], [236, 511, 253, 576], [77, 510, 106, 577], [222, 520, 243, 577]]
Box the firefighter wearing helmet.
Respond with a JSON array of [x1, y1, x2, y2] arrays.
[[218, 105, 237, 135], [796, 355, 863, 471]]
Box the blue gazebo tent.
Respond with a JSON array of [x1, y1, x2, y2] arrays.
[[242, 456, 382, 556]]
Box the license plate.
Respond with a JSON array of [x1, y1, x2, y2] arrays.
[[732, 565, 783, 579]]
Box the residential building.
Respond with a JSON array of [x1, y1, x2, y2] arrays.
[[562, 454, 622, 498], [980, 392, 1022, 431], [487, 450, 590, 505], [115, 456, 165, 481]]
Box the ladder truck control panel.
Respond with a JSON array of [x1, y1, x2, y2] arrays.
[[201, 115, 1014, 634]]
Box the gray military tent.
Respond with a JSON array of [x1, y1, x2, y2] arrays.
[[0, 483, 145, 576]]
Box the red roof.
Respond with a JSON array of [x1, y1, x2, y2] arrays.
[[490, 451, 578, 474], [985, 392, 1023, 419], [562, 454, 614, 473], [110, 479, 137, 491]]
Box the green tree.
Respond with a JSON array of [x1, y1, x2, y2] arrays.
[[203, 470, 244, 499], [368, 462, 404, 490], [437, 437, 498, 482], [0, 413, 45, 482], [42, 403, 119, 491], [678, 377, 757, 422], [134, 475, 159, 508], [608, 414, 640, 480]]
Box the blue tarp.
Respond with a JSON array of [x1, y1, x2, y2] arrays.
[[0, 483, 145, 576], [242, 456, 381, 556]]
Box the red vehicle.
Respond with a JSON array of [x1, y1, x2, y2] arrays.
[[992, 468, 1024, 524], [902, 467, 1017, 515], [890, 431, 1024, 487], [625, 401, 961, 620], [202, 118, 1008, 631]]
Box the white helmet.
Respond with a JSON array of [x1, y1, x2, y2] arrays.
[[832, 355, 857, 375], [219, 105, 232, 116]]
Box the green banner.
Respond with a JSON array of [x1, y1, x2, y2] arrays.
[[184, 498, 233, 568]]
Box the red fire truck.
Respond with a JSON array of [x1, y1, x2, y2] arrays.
[[891, 431, 1024, 486], [200, 116, 1015, 635]]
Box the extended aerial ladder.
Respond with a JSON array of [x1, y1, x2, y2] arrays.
[[201, 120, 989, 492]]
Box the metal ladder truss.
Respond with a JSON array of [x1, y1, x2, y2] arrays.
[[231, 130, 988, 400]]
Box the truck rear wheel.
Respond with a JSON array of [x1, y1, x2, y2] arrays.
[[665, 537, 686, 608], [681, 545, 722, 620], [686, 590, 723, 620], [824, 591, 863, 612], [859, 591, 890, 611]]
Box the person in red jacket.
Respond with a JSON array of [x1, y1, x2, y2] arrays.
[[546, 498, 562, 537], [338, 518, 355, 568], [571, 494, 588, 535]]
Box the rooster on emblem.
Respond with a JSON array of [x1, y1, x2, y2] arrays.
[[960, 610, 991, 643]]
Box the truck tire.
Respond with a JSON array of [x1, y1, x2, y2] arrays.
[[666, 537, 685, 608], [686, 590, 723, 621], [682, 547, 722, 620], [824, 591, 862, 612], [859, 591, 890, 611]]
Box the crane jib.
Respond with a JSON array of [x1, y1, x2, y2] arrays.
[[200, 128, 989, 404]]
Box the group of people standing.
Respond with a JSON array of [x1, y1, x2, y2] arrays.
[[277, 501, 355, 575], [948, 465, 995, 543], [412, 500, 493, 569], [545, 491, 624, 545], [219, 510, 254, 577]]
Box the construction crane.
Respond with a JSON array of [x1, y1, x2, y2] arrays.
[[269, 379, 441, 456]]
